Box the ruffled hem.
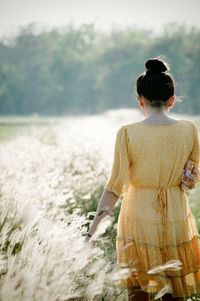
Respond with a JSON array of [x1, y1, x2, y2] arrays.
[[116, 235, 200, 298]]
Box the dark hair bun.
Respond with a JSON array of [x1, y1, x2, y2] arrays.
[[145, 58, 169, 74]]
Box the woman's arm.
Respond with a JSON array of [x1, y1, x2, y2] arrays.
[[86, 189, 119, 238], [181, 123, 200, 191], [86, 126, 130, 239]]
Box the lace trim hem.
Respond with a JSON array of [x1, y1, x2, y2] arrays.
[[116, 234, 200, 249], [118, 264, 200, 279]]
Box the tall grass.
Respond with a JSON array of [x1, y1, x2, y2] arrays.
[[0, 109, 200, 300]]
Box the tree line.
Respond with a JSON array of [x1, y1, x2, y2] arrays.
[[0, 23, 200, 116]]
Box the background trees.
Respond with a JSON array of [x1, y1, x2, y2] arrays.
[[0, 23, 199, 116]]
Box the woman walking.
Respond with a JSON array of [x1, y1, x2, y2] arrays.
[[85, 57, 200, 300]]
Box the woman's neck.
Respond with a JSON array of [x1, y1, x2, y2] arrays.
[[142, 107, 177, 124], [145, 107, 168, 117]]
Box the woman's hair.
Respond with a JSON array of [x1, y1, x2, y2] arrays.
[[136, 57, 175, 109]]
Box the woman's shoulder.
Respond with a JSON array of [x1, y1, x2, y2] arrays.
[[124, 119, 197, 129], [121, 119, 198, 139], [177, 119, 199, 131]]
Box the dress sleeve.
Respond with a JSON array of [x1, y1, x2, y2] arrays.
[[189, 122, 200, 168], [104, 125, 131, 197]]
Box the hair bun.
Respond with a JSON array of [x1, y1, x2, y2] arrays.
[[145, 58, 169, 74]]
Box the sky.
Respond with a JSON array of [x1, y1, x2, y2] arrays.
[[0, 0, 200, 38]]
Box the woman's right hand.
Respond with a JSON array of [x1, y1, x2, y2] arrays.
[[83, 234, 96, 247]]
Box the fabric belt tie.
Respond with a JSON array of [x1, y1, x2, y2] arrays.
[[132, 183, 181, 261]]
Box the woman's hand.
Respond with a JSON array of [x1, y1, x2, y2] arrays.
[[181, 159, 200, 191], [85, 190, 118, 241], [83, 234, 96, 247], [83, 235, 90, 243]]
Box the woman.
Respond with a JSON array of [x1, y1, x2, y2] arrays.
[[85, 57, 200, 300]]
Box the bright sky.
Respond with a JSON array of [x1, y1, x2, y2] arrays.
[[0, 0, 200, 38]]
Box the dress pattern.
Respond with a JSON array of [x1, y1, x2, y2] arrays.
[[104, 119, 200, 298]]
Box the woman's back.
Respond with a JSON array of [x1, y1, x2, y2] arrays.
[[126, 119, 198, 188], [105, 119, 199, 196]]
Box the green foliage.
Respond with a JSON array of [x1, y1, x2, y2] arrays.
[[2, 239, 10, 253], [12, 242, 22, 255], [3, 240, 22, 255], [0, 23, 200, 115], [187, 185, 200, 231]]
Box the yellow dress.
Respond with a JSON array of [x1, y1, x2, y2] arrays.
[[104, 119, 200, 299]]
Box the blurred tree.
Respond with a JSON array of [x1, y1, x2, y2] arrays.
[[0, 22, 199, 115]]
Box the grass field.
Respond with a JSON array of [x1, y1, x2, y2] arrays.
[[0, 110, 200, 301]]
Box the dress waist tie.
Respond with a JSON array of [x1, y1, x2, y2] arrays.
[[132, 183, 181, 261]]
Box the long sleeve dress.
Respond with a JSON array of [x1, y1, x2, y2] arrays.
[[104, 119, 200, 299]]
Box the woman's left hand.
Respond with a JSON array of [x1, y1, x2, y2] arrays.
[[181, 159, 200, 190]]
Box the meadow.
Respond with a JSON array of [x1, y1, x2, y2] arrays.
[[0, 109, 200, 301]]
